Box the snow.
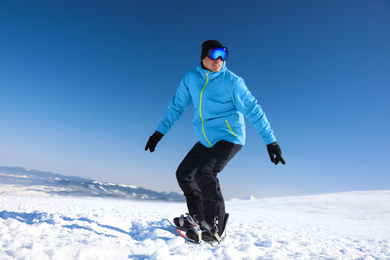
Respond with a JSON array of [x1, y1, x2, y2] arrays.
[[0, 190, 389, 259], [0, 173, 29, 179]]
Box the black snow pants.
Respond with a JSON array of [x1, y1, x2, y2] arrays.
[[176, 140, 242, 222]]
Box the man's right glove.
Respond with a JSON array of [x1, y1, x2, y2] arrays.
[[267, 141, 286, 165], [145, 131, 163, 152]]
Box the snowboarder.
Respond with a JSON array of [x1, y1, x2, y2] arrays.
[[145, 40, 285, 243]]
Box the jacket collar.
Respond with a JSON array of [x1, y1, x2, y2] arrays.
[[196, 61, 227, 80]]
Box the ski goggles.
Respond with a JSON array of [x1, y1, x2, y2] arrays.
[[207, 47, 228, 61]]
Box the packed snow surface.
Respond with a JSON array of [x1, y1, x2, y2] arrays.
[[0, 191, 389, 259]]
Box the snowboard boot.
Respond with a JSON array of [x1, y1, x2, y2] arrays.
[[173, 214, 200, 230], [186, 213, 229, 244]]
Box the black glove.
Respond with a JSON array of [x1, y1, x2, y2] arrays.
[[145, 131, 163, 152], [267, 141, 286, 165]]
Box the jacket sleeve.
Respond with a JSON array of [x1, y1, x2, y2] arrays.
[[232, 78, 277, 145], [156, 74, 192, 135]]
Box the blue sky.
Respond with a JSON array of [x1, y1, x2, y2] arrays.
[[1, 0, 389, 199]]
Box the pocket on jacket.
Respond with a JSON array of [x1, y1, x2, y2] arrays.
[[225, 120, 237, 137]]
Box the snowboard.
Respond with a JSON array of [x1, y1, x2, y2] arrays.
[[166, 213, 229, 245]]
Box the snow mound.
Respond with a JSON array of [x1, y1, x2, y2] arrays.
[[0, 190, 389, 259]]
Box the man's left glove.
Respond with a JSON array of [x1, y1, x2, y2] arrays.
[[267, 141, 286, 165], [145, 131, 163, 152]]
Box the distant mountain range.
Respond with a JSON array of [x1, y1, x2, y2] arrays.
[[0, 166, 184, 202]]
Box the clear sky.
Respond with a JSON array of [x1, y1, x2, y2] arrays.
[[1, 0, 389, 199]]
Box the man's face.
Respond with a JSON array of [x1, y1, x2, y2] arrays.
[[202, 56, 223, 72]]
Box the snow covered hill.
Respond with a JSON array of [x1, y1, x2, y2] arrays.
[[1, 191, 389, 259], [0, 166, 183, 202]]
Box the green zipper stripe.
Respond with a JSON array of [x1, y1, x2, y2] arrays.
[[225, 120, 237, 137], [199, 71, 212, 147]]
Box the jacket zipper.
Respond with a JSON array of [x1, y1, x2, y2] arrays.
[[225, 120, 237, 137], [199, 71, 212, 147]]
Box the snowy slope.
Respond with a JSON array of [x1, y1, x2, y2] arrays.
[[0, 191, 389, 259], [0, 166, 183, 201]]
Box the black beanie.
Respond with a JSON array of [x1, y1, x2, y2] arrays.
[[201, 40, 226, 60]]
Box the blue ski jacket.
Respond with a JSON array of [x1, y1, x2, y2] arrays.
[[156, 62, 276, 147]]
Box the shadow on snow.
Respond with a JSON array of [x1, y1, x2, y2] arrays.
[[0, 210, 173, 241]]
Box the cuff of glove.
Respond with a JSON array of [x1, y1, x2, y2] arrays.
[[153, 131, 164, 141], [154, 131, 164, 137]]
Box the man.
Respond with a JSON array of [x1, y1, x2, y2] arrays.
[[145, 40, 285, 243]]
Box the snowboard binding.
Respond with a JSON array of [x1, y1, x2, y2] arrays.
[[173, 213, 200, 230], [186, 213, 230, 245], [168, 213, 230, 245]]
